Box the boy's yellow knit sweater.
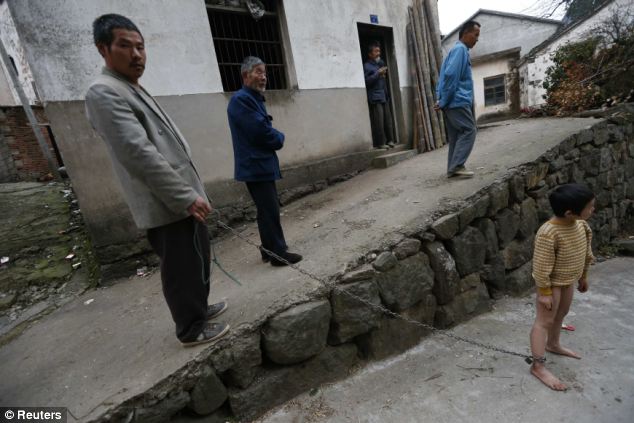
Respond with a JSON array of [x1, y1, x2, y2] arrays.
[[532, 219, 594, 296]]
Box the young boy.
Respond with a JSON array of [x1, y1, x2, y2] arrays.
[[529, 183, 595, 391]]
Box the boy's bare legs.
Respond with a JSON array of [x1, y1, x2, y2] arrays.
[[529, 287, 567, 391], [546, 284, 581, 359]]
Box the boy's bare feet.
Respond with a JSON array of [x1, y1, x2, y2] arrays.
[[546, 344, 582, 359], [531, 365, 568, 391]]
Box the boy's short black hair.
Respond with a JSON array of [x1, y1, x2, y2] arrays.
[[549, 183, 595, 217], [459, 20, 480, 39], [93, 14, 143, 47]]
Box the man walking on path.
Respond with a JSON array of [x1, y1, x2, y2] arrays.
[[85, 14, 229, 347], [227, 56, 303, 267], [364, 41, 395, 150], [435, 20, 481, 178]]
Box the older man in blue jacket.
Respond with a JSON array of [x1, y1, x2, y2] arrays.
[[435, 20, 481, 178], [227, 56, 302, 267]]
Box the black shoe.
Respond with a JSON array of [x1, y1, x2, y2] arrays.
[[206, 301, 228, 320], [181, 322, 230, 347], [270, 251, 303, 267]]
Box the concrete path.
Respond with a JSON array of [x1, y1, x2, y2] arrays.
[[258, 257, 634, 423], [0, 118, 596, 421]]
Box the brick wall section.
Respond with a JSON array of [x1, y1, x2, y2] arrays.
[[0, 106, 60, 181], [0, 108, 19, 182]]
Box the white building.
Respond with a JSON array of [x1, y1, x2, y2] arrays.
[[1, 0, 429, 258], [518, 0, 632, 109], [441, 10, 561, 122]]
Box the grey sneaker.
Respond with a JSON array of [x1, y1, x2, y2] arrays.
[[207, 301, 228, 320], [181, 322, 230, 347], [454, 168, 475, 178]]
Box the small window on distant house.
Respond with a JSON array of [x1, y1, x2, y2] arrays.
[[206, 0, 288, 92], [484, 75, 506, 106]]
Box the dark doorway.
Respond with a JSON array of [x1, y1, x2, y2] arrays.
[[357, 23, 405, 148]]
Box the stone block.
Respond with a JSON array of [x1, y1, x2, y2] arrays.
[[548, 155, 567, 173], [577, 128, 593, 145], [457, 273, 481, 294], [480, 255, 506, 292], [569, 163, 585, 183], [509, 174, 526, 203], [558, 134, 578, 154], [134, 391, 191, 423], [209, 332, 262, 375], [434, 282, 491, 328], [518, 197, 539, 239], [613, 239, 634, 256], [262, 301, 331, 365], [495, 208, 520, 248], [329, 280, 383, 344], [502, 236, 534, 270], [188, 366, 228, 416], [373, 251, 398, 271], [599, 147, 614, 172], [564, 148, 581, 161], [527, 183, 548, 200], [458, 202, 478, 231], [525, 162, 549, 188], [357, 295, 436, 360], [487, 183, 510, 216], [422, 241, 460, 305], [472, 218, 498, 261], [504, 261, 534, 294], [472, 195, 490, 218], [431, 212, 460, 240], [580, 150, 601, 176], [536, 197, 552, 222], [228, 345, 358, 421], [340, 264, 376, 283], [446, 226, 487, 277], [374, 253, 434, 311], [394, 238, 421, 260], [593, 125, 609, 146]]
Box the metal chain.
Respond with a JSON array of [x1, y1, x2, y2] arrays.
[[213, 214, 532, 362]]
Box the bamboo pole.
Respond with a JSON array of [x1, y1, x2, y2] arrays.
[[421, 1, 446, 148], [409, 7, 433, 152], [406, 19, 427, 152], [424, 0, 443, 73], [414, 0, 441, 150]]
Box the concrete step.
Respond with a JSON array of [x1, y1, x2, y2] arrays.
[[372, 148, 418, 168]]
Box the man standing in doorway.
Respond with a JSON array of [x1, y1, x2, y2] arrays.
[[435, 20, 481, 178], [85, 14, 229, 347], [227, 56, 303, 267], [364, 41, 395, 150]]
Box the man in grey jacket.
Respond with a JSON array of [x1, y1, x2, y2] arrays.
[[85, 14, 229, 346]]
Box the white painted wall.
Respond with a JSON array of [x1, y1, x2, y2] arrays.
[[519, 0, 633, 108], [283, 0, 413, 89], [8, 0, 417, 102], [472, 57, 512, 118], [6, 0, 223, 102], [441, 12, 561, 59], [0, 2, 38, 106]]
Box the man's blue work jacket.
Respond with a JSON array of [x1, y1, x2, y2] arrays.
[[227, 86, 284, 182], [364, 59, 388, 104], [436, 41, 474, 109]]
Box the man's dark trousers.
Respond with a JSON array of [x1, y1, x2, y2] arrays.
[[369, 102, 394, 147], [147, 216, 210, 342], [246, 181, 288, 258]]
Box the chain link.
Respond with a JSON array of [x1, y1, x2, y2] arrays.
[[214, 215, 531, 362]]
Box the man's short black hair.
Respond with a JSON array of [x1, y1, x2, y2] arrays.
[[367, 40, 381, 55], [549, 183, 595, 217], [459, 20, 480, 39], [93, 14, 143, 46]]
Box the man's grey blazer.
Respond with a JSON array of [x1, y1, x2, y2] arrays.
[[85, 67, 206, 230]]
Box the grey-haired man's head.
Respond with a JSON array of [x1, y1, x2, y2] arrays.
[[241, 56, 267, 93]]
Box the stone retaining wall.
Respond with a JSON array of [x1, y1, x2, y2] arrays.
[[94, 113, 634, 423]]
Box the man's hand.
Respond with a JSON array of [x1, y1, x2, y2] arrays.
[[187, 196, 212, 223], [378, 66, 388, 76], [578, 278, 589, 293], [433, 101, 441, 111], [537, 295, 552, 311]]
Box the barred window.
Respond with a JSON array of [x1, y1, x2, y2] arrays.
[[484, 75, 506, 106], [206, 1, 288, 92]]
